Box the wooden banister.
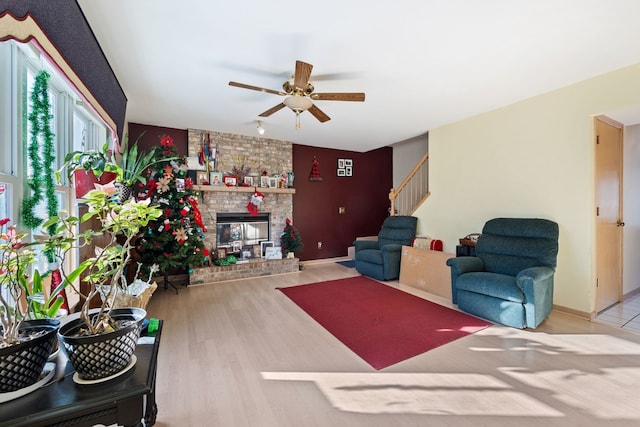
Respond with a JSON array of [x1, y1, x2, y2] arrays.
[[389, 151, 430, 216]]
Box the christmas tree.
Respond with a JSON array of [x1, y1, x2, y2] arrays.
[[280, 218, 303, 256], [136, 135, 206, 281]]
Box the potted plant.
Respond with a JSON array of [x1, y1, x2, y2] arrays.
[[112, 133, 177, 201], [44, 185, 162, 381], [0, 218, 63, 393], [280, 218, 304, 259], [56, 142, 119, 199]]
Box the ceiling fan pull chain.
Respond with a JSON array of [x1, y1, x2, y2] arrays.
[[295, 113, 301, 130]]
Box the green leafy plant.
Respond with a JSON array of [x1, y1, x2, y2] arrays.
[[43, 188, 162, 335], [116, 142, 158, 187], [113, 133, 178, 187], [0, 219, 69, 346], [55, 142, 119, 184]]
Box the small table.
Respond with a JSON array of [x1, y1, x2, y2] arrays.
[[0, 320, 163, 427]]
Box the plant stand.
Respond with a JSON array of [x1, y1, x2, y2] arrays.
[[163, 268, 179, 294], [0, 320, 163, 427]]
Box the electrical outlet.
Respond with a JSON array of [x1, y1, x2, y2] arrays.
[[338, 207, 346, 214], [317, 241, 322, 249]]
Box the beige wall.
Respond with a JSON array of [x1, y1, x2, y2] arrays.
[[414, 62, 640, 315], [623, 124, 640, 296]]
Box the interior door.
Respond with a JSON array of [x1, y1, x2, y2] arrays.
[[595, 116, 623, 313]]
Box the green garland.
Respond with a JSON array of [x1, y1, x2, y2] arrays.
[[21, 70, 58, 236]]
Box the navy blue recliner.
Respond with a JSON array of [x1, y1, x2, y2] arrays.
[[354, 216, 417, 281], [446, 218, 559, 329]]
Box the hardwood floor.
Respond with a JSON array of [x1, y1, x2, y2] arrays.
[[146, 262, 640, 427]]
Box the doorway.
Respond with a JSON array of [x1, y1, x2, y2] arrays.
[[594, 116, 623, 313]]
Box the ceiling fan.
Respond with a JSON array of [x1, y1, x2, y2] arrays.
[[228, 60, 365, 126]]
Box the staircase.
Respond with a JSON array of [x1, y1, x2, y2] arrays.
[[389, 152, 430, 216]]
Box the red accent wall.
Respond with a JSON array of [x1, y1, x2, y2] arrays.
[[127, 123, 188, 156], [293, 144, 393, 261]]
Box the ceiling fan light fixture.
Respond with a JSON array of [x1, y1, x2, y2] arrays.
[[283, 96, 312, 113], [256, 120, 265, 135]]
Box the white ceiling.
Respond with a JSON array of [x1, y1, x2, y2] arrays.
[[77, 0, 640, 152]]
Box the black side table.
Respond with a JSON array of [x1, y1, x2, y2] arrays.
[[0, 320, 163, 427], [456, 245, 477, 257]]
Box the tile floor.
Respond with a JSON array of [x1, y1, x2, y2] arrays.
[[595, 293, 640, 333]]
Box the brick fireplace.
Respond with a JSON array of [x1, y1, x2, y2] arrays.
[[187, 129, 299, 284], [187, 128, 294, 252]]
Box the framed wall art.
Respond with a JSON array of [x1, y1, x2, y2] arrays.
[[337, 158, 353, 177]]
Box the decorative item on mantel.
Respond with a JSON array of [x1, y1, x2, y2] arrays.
[[247, 188, 265, 216], [232, 159, 252, 184], [308, 156, 323, 182], [199, 132, 218, 172]]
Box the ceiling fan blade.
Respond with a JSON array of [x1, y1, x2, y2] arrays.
[[310, 71, 363, 81], [294, 60, 313, 90], [308, 104, 331, 123], [229, 81, 285, 96], [259, 103, 286, 117], [310, 92, 365, 102]]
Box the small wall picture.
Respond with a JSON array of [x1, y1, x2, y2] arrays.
[[244, 176, 254, 186], [268, 177, 278, 188], [223, 175, 238, 186], [216, 247, 227, 260], [176, 178, 185, 192], [337, 158, 352, 177], [261, 241, 274, 258], [260, 176, 269, 188], [210, 171, 223, 186], [196, 171, 209, 185]]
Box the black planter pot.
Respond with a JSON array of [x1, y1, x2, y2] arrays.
[[0, 319, 59, 393], [58, 307, 146, 381]]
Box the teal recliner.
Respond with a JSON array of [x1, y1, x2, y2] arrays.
[[446, 218, 559, 329], [354, 216, 417, 281]]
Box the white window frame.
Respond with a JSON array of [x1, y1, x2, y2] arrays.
[[0, 39, 114, 275]]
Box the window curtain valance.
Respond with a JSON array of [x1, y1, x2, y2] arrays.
[[0, 1, 126, 142]]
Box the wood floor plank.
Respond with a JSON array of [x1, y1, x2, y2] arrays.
[[147, 263, 640, 426]]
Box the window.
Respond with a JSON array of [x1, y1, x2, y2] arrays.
[[0, 40, 109, 217], [0, 39, 112, 270]]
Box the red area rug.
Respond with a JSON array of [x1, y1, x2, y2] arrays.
[[277, 276, 491, 370]]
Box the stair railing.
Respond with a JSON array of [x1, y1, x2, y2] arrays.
[[389, 152, 430, 216]]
